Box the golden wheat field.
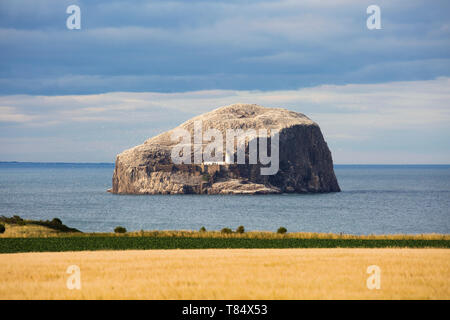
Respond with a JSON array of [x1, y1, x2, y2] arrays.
[[0, 248, 449, 300]]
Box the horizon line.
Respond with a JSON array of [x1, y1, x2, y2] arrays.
[[1, 161, 450, 166]]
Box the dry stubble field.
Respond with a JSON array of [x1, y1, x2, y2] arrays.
[[0, 248, 449, 299]]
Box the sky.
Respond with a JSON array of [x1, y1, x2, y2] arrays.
[[0, 0, 449, 163]]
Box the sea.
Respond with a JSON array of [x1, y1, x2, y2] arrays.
[[0, 162, 449, 235]]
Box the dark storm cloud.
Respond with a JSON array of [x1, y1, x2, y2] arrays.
[[0, 0, 449, 94]]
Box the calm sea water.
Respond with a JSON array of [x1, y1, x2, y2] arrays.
[[0, 162, 449, 234]]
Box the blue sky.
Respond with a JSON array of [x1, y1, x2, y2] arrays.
[[0, 0, 449, 163]]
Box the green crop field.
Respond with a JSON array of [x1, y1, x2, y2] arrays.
[[0, 236, 449, 253]]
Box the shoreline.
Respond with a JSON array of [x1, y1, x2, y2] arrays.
[[1, 222, 449, 239], [2, 219, 449, 253]]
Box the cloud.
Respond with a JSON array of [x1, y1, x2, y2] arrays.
[[0, 0, 449, 94], [2, 77, 449, 127], [0, 106, 35, 123], [0, 77, 449, 163], [0, 1, 449, 163]]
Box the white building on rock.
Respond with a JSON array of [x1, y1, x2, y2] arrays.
[[203, 151, 232, 165]]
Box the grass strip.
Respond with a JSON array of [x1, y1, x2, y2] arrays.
[[0, 237, 449, 253]]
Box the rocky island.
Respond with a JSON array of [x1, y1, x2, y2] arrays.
[[110, 104, 340, 194]]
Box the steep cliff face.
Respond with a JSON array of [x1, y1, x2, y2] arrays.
[[111, 104, 340, 194]]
